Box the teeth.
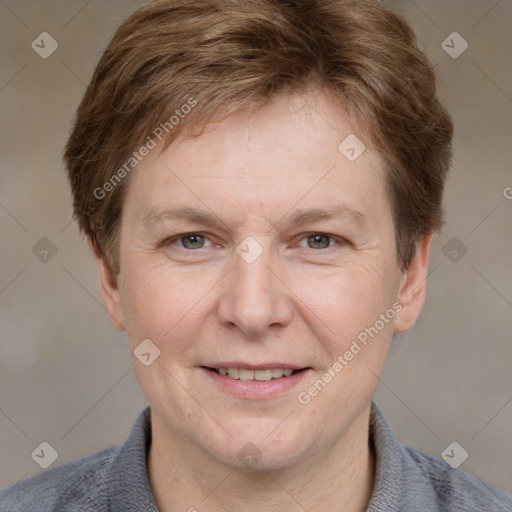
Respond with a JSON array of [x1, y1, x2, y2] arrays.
[[255, 369, 272, 381], [239, 368, 254, 381], [215, 368, 298, 380], [227, 368, 239, 379]]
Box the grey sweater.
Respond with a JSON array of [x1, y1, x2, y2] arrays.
[[1, 402, 511, 511]]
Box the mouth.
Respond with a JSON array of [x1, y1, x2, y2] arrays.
[[203, 367, 309, 381], [200, 363, 313, 399]]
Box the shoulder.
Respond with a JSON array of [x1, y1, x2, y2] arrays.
[[369, 402, 512, 511], [0, 445, 120, 512], [404, 445, 512, 511]]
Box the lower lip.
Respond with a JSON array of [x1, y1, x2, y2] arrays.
[[200, 367, 312, 399]]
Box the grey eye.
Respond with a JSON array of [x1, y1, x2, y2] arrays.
[[306, 234, 332, 249], [180, 234, 206, 249]]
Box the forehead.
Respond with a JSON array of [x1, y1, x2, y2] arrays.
[[123, 89, 391, 231]]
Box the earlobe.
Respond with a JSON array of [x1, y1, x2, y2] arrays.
[[394, 234, 432, 334], [88, 238, 126, 331]]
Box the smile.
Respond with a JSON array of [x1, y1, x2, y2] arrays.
[[201, 366, 312, 399], [211, 367, 297, 380]]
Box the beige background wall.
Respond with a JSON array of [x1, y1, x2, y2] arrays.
[[1, 0, 511, 494]]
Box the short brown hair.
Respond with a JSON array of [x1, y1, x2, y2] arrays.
[[64, 0, 453, 274]]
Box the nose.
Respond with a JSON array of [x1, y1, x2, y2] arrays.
[[217, 242, 293, 338]]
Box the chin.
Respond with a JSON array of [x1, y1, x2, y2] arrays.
[[209, 428, 311, 473]]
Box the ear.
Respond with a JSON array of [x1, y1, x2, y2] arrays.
[[394, 234, 432, 334], [88, 237, 126, 331]]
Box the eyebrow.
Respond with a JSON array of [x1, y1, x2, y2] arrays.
[[142, 205, 369, 231]]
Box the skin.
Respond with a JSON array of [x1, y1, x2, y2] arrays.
[[93, 88, 431, 512]]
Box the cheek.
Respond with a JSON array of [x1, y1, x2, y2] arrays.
[[119, 260, 215, 351], [293, 260, 398, 340]]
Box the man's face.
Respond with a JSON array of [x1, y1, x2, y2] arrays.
[[98, 89, 427, 470]]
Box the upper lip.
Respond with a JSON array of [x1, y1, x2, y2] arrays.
[[202, 362, 308, 370]]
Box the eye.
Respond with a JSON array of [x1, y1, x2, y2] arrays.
[[297, 233, 341, 250], [162, 232, 345, 252], [164, 233, 212, 250]]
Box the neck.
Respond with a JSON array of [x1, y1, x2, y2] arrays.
[[148, 406, 375, 512]]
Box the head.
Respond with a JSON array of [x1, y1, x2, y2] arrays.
[[64, 0, 452, 472]]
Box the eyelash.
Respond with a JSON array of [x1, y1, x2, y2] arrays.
[[161, 232, 347, 252]]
